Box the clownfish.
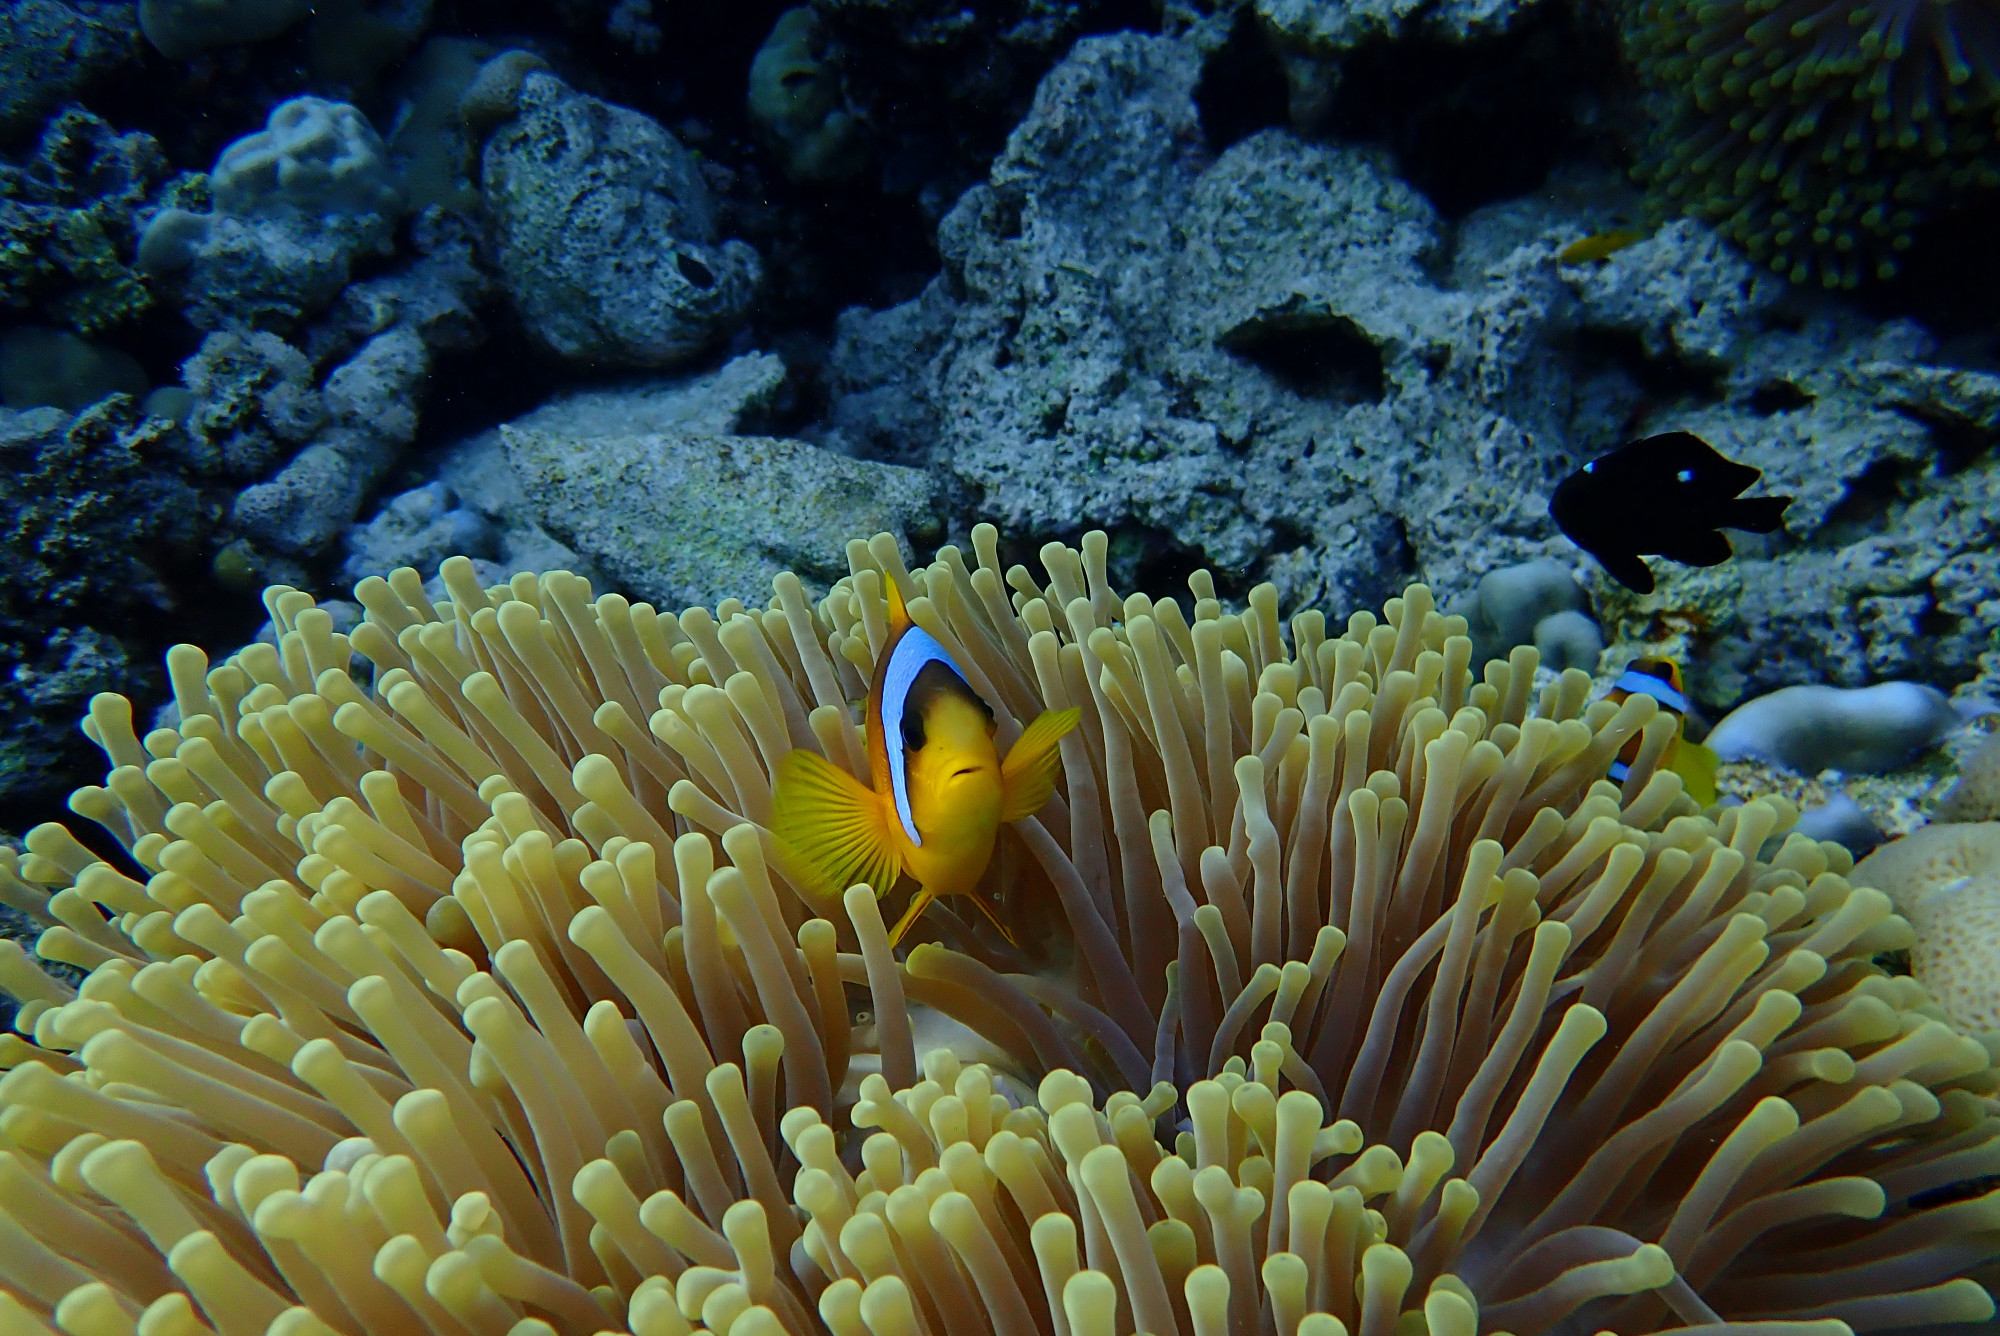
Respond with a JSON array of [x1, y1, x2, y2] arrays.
[[772, 577, 1079, 945], [1608, 657, 1719, 806]]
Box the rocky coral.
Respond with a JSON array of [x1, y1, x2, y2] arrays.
[[0, 397, 211, 804], [774, 30, 2000, 726], [480, 71, 761, 368], [1570, 226, 2000, 710], [0, 1, 137, 142], [0, 107, 170, 335], [1448, 558, 1600, 670], [828, 35, 1554, 609], [1706, 681, 1969, 775], [139, 97, 403, 332]]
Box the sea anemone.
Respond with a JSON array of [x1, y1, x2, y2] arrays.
[[1624, 0, 2000, 287], [1, 525, 1998, 1336]]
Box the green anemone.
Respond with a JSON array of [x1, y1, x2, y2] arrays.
[[1625, 0, 2000, 287]]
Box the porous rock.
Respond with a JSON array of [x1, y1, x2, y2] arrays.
[[480, 72, 760, 368], [817, 32, 2000, 717], [826, 34, 1550, 610], [232, 325, 428, 555]]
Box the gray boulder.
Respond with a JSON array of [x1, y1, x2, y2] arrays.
[[346, 353, 793, 590], [501, 355, 936, 609], [480, 72, 761, 368]]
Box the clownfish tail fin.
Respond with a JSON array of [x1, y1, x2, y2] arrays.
[[772, 749, 902, 905], [999, 707, 1081, 822]]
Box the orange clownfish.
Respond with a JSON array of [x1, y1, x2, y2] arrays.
[[773, 578, 1079, 945], [1608, 657, 1719, 806]]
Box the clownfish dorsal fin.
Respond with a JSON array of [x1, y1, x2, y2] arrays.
[[884, 570, 912, 639]]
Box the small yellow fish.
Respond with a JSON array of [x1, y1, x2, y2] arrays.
[[773, 577, 1078, 945], [1559, 229, 1642, 264], [1608, 657, 1718, 806]]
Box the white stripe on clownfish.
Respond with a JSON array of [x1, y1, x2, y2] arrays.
[[879, 623, 960, 847], [1614, 667, 1688, 715]]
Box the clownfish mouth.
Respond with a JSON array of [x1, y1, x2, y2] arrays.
[[951, 767, 979, 778]]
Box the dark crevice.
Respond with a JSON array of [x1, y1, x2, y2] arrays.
[[1860, 185, 2000, 341], [1746, 379, 1813, 415], [1568, 326, 1725, 414], [1219, 316, 1386, 404], [404, 321, 566, 457], [1818, 455, 1926, 547], [1195, 8, 1293, 153], [1317, 5, 1628, 218], [1892, 405, 1997, 474]]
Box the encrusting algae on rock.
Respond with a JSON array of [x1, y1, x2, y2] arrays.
[[1, 524, 1998, 1336]]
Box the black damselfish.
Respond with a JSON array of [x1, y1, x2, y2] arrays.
[[1550, 432, 1791, 594]]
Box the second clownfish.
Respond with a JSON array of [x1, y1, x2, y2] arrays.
[[1608, 657, 1719, 806], [773, 577, 1078, 945]]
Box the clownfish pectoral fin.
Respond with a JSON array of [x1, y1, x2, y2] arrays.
[[772, 749, 903, 905], [999, 707, 1081, 823], [1671, 741, 1720, 808]]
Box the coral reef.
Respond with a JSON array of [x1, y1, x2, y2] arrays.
[[1623, 0, 2000, 288], [1936, 729, 2000, 821], [0, 525, 1994, 1336], [139, 97, 403, 332], [479, 71, 762, 368], [226, 218, 489, 561]]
